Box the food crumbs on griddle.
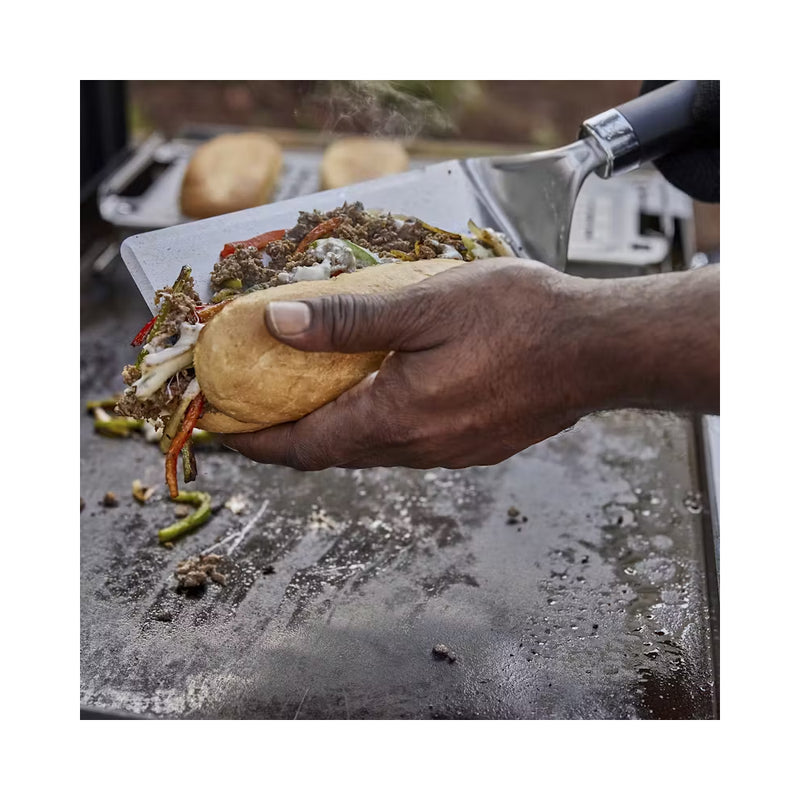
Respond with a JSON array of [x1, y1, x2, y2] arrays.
[[263, 565, 276, 575], [80, 497, 85, 512], [153, 610, 173, 622], [224, 494, 249, 515], [102, 491, 119, 508], [175, 553, 228, 589], [432, 644, 457, 663], [506, 506, 528, 526], [132, 479, 155, 504]]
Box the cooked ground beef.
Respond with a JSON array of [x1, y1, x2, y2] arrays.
[[209, 201, 469, 294], [175, 553, 227, 588], [210, 245, 274, 291], [149, 275, 201, 349]]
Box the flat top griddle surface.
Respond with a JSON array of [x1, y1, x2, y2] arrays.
[[80, 261, 717, 720]]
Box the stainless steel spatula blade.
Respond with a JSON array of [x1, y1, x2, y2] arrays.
[[121, 160, 514, 314]]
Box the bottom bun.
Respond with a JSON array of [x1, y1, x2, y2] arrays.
[[197, 407, 268, 434], [194, 258, 465, 430]]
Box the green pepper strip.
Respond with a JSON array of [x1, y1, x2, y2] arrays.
[[86, 397, 120, 412], [210, 287, 241, 303], [181, 442, 197, 483], [341, 240, 379, 265], [94, 418, 144, 437], [388, 249, 415, 261], [158, 491, 212, 544], [421, 221, 462, 239], [136, 266, 193, 367]]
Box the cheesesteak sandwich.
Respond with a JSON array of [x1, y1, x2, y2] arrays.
[[117, 202, 512, 496]]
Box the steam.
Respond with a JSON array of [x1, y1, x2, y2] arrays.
[[310, 80, 473, 141]]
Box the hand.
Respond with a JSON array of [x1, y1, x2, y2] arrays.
[[223, 259, 588, 469], [222, 259, 719, 470]]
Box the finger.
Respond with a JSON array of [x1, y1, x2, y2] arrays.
[[222, 372, 394, 470], [263, 282, 447, 354]]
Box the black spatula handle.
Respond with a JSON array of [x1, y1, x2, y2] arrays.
[[581, 80, 699, 177], [617, 79, 697, 162]]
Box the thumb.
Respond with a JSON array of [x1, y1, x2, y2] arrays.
[[263, 286, 442, 354]]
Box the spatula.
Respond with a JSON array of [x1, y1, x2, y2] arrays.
[[121, 80, 701, 313]]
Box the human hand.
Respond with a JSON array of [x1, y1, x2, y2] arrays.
[[222, 258, 719, 470], [222, 258, 590, 470]]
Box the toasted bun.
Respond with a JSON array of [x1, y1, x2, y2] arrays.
[[197, 408, 267, 434], [320, 137, 409, 190], [194, 259, 464, 433], [180, 132, 283, 219]]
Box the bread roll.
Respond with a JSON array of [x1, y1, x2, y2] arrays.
[[320, 137, 409, 190], [180, 132, 283, 219], [194, 259, 464, 433]]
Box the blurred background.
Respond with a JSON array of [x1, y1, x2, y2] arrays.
[[82, 80, 719, 253]]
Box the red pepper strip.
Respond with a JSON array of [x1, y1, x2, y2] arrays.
[[219, 228, 286, 260], [295, 217, 342, 254], [165, 393, 205, 499], [131, 316, 157, 346]]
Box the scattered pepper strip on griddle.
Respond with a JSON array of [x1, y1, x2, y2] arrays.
[[165, 393, 205, 499], [158, 491, 212, 543]]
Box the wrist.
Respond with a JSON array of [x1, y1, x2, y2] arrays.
[[564, 266, 719, 415]]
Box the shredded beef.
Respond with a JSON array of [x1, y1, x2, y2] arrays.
[[116, 368, 195, 424]]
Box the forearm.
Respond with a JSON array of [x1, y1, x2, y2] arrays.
[[568, 265, 719, 415]]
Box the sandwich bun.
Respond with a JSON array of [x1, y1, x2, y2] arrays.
[[320, 137, 409, 190], [194, 258, 464, 433], [180, 132, 283, 219]]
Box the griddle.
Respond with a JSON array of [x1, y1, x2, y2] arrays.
[[80, 174, 719, 717]]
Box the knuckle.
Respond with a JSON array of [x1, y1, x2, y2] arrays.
[[284, 436, 325, 472], [317, 294, 380, 350], [376, 409, 417, 449]]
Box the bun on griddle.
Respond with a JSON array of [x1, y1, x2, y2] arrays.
[[320, 136, 409, 190], [194, 259, 464, 433], [180, 132, 283, 219]]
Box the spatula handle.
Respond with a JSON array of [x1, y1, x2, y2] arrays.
[[581, 80, 699, 177]]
